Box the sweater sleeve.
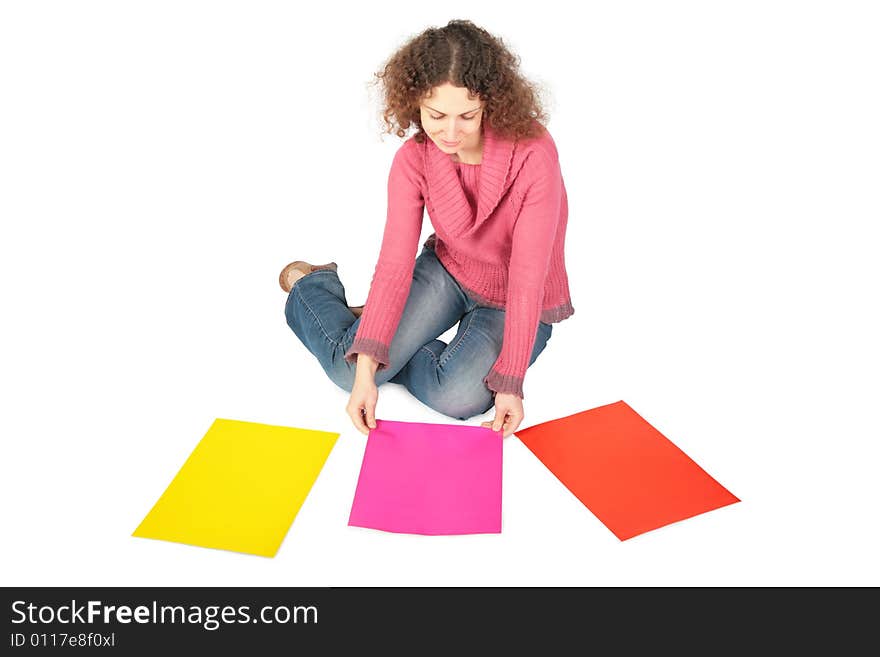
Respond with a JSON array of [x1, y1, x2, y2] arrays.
[[483, 152, 563, 398], [343, 141, 424, 370]]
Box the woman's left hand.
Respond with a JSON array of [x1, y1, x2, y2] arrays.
[[481, 392, 524, 438]]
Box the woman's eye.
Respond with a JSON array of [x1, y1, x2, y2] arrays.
[[429, 114, 476, 121]]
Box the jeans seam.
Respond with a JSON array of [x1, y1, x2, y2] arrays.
[[420, 344, 441, 367], [439, 310, 477, 367], [292, 280, 342, 350]]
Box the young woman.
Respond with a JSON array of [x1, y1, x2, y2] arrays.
[[280, 19, 574, 438]]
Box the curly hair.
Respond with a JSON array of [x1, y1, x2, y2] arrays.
[[370, 19, 549, 144]]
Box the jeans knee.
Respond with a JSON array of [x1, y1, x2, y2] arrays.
[[327, 361, 355, 394], [423, 381, 494, 420]]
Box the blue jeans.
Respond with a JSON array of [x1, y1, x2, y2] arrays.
[[284, 245, 553, 420]]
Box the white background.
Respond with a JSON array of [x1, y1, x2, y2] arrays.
[[1, 1, 878, 587]]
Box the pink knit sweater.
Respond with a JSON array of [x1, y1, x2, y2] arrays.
[[343, 119, 574, 398]]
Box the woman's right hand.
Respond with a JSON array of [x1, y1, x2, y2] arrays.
[[347, 355, 380, 435]]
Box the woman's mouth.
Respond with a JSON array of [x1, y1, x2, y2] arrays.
[[441, 139, 460, 147]]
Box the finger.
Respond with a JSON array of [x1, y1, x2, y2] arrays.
[[502, 414, 522, 439], [365, 403, 377, 430], [358, 408, 373, 434], [492, 413, 504, 432], [349, 407, 369, 435]]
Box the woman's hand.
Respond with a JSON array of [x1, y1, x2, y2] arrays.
[[347, 354, 380, 435], [480, 392, 524, 438], [347, 377, 378, 435]]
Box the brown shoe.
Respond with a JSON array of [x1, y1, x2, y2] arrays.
[[350, 305, 365, 318], [278, 261, 338, 293]]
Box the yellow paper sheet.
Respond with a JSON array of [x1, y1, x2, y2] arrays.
[[132, 418, 339, 557]]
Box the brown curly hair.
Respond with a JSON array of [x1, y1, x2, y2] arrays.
[[370, 19, 549, 144]]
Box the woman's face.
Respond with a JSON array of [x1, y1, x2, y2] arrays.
[[419, 82, 485, 156]]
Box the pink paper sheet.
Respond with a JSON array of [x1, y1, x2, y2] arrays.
[[348, 419, 503, 535]]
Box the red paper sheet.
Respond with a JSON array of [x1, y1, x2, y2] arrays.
[[515, 400, 739, 540]]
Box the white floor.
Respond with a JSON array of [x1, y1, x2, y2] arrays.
[[1, 1, 878, 586]]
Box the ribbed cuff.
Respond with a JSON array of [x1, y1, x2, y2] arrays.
[[344, 338, 391, 370], [483, 369, 525, 399]]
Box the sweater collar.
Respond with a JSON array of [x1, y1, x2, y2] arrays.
[[422, 118, 516, 238]]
